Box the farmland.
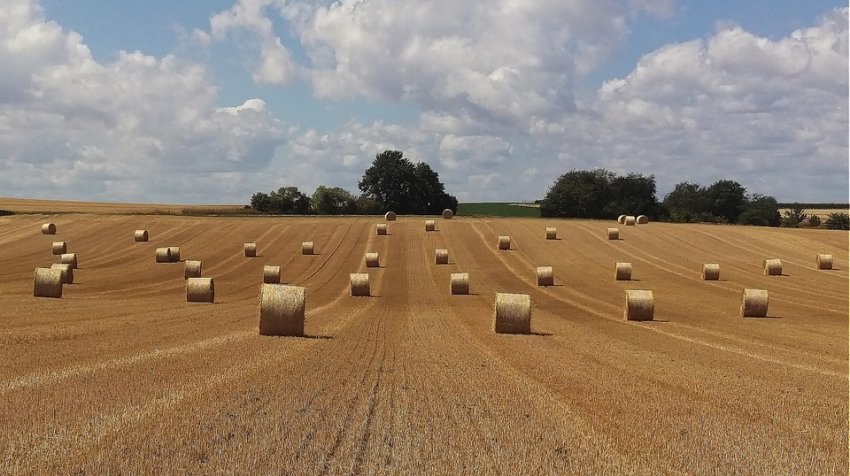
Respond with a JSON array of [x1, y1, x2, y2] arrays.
[[0, 203, 847, 474]]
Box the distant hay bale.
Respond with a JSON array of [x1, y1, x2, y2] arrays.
[[615, 262, 632, 281], [702, 263, 720, 280], [545, 227, 557, 240], [258, 284, 305, 336], [442, 209, 453, 219], [536, 266, 554, 286], [186, 277, 214, 303], [617, 215, 627, 225], [263, 265, 281, 284], [636, 215, 649, 224], [425, 219, 436, 231], [60, 253, 78, 269], [301, 241, 314, 255], [493, 293, 531, 334], [365, 252, 380, 268], [384, 211, 397, 221], [244, 242, 257, 257], [607, 228, 620, 240], [450, 272, 469, 295], [350, 273, 370, 296], [134, 229, 149, 242], [435, 248, 449, 265], [625, 216, 636, 226], [624, 290, 654, 321], [816, 254, 833, 270], [33, 267, 63, 298], [184, 260, 202, 279], [155, 247, 172, 263], [763, 258, 782, 276], [50, 263, 74, 284], [498, 235, 511, 250], [168, 247, 181, 262], [51, 241, 67, 255], [376, 223, 388, 235], [740, 288, 769, 317], [41, 223, 56, 235]]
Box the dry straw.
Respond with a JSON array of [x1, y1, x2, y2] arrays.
[[376, 223, 388, 235], [184, 260, 202, 279], [168, 247, 181, 262], [637, 215, 649, 224], [816, 254, 833, 270], [365, 252, 380, 268], [493, 293, 532, 334], [155, 247, 172, 263], [450, 272, 469, 295], [134, 229, 149, 242], [617, 215, 627, 225], [607, 228, 620, 240], [498, 235, 511, 250], [615, 262, 632, 281], [244, 243, 257, 257], [259, 284, 305, 336], [186, 277, 214, 303], [384, 211, 397, 221], [545, 227, 557, 240], [60, 253, 78, 269], [51, 241, 67, 255], [702, 263, 720, 280], [41, 223, 56, 235], [435, 248, 449, 265], [263, 265, 281, 284], [625, 216, 636, 226], [763, 258, 782, 276], [740, 289, 768, 317], [624, 290, 654, 321], [425, 219, 436, 231], [442, 209, 454, 219], [33, 267, 63, 298], [350, 273, 370, 296], [50, 263, 74, 284], [536, 266, 554, 286], [302, 241, 314, 255]]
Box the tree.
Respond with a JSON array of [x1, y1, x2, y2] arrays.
[[250, 192, 272, 213], [605, 173, 659, 218], [358, 150, 457, 214], [662, 182, 705, 222], [311, 186, 355, 215], [825, 212, 850, 230], [353, 194, 381, 215], [704, 179, 747, 223], [738, 194, 780, 227], [781, 203, 807, 227], [540, 169, 615, 218], [268, 186, 310, 214], [808, 215, 822, 227]]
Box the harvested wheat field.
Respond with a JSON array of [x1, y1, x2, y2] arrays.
[[0, 204, 847, 474]]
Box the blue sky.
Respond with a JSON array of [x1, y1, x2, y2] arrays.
[[1, 0, 847, 203]]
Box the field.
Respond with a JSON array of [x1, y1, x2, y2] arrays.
[[0, 202, 847, 474]]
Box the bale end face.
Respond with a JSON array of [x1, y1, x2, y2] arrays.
[[425, 220, 436, 232], [244, 243, 257, 257], [497, 236, 511, 250], [302, 242, 314, 255], [435, 249, 449, 265], [763, 259, 782, 276], [350, 273, 370, 296], [376, 224, 388, 235], [624, 290, 654, 321], [51, 241, 67, 255], [615, 262, 632, 281], [702, 263, 720, 280], [442, 209, 454, 220], [536, 266, 554, 286], [259, 284, 306, 336], [625, 216, 637, 226], [134, 229, 149, 242], [186, 277, 214, 303], [60, 253, 78, 269], [51, 263, 74, 284], [607, 228, 620, 240], [263, 265, 281, 284], [41, 223, 57, 235], [617, 215, 627, 225], [155, 248, 172, 263], [816, 254, 833, 270], [636, 215, 649, 224], [493, 293, 532, 334], [365, 252, 380, 268], [184, 260, 202, 279], [450, 273, 469, 295], [384, 211, 397, 221], [34, 267, 63, 298], [545, 227, 557, 240], [741, 289, 769, 317]]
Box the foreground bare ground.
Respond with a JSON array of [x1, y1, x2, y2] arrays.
[[0, 205, 847, 474]]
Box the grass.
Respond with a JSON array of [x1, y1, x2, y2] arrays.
[[458, 203, 541, 217]]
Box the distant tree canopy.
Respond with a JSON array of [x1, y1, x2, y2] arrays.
[[540, 169, 657, 219], [250, 186, 310, 214], [358, 150, 458, 215]]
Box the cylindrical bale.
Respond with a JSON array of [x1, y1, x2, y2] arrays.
[[617, 215, 627, 224], [186, 277, 214, 303], [134, 229, 149, 242], [607, 228, 620, 240], [425, 220, 436, 232], [51, 241, 67, 255], [33, 267, 63, 298], [442, 209, 453, 219], [244, 242, 257, 257], [258, 284, 306, 336], [168, 247, 181, 262], [493, 293, 532, 334], [498, 235, 511, 250], [41, 223, 57, 235], [702, 263, 720, 280], [302, 241, 314, 255], [624, 290, 654, 321], [545, 227, 557, 240], [155, 247, 172, 263], [625, 216, 636, 226], [763, 258, 782, 276], [51, 263, 74, 284], [435, 249, 449, 265], [365, 252, 380, 268], [536, 266, 554, 286], [263, 265, 281, 284], [636, 215, 649, 224], [740, 289, 769, 317], [350, 273, 370, 297], [376, 223, 388, 235], [384, 211, 397, 221], [450, 273, 469, 295], [615, 262, 632, 281], [60, 253, 78, 269], [816, 254, 833, 270], [184, 260, 202, 279]]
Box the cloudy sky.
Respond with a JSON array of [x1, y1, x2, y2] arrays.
[[0, 0, 847, 204]]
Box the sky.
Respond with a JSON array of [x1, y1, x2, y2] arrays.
[[0, 0, 847, 204]]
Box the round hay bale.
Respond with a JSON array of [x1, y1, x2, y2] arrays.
[[740, 288, 768, 317], [702, 263, 720, 280], [155, 247, 172, 263], [624, 290, 654, 321], [301, 241, 314, 255], [134, 229, 149, 242], [263, 265, 281, 284], [384, 211, 397, 221], [244, 242, 257, 257], [186, 277, 214, 303], [636, 215, 649, 225], [34, 267, 63, 298], [625, 216, 636, 226], [493, 293, 531, 334], [536, 266, 554, 286], [376, 223, 388, 235], [50, 263, 74, 284], [763, 258, 782, 276], [498, 235, 511, 250], [60, 253, 78, 269], [259, 284, 306, 336], [617, 215, 627, 224], [607, 228, 620, 240], [545, 227, 557, 240], [425, 220, 436, 232], [184, 260, 202, 279], [816, 254, 833, 270], [450, 272, 469, 295], [365, 252, 380, 268], [615, 262, 632, 281], [350, 273, 370, 297], [41, 223, 56, 235], [168, 247, 181, 262], [442, 209, 453, 219], [51, 241, 67, 255], [435, 248, 449, 265]]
